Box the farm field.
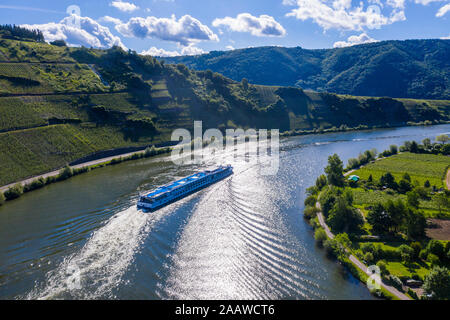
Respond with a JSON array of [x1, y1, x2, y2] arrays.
[[353, 153, 450, 188]]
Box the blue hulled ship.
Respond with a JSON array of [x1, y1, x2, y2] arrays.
[[137, 165, 233, 211]]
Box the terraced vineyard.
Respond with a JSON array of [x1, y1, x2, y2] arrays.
[[0, 36, 449, 187]]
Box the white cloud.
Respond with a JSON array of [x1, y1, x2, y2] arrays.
[[436, 3, 450, 16], [140, 44, 205, 57], [333, 32, 378, 47], [141, 46, 180, 57], [212, 13, 286, 37], [180, 45, 205, 55], [115, 14, 219, 46], [110, 1, 139, 13], [21, 15, 126, 49], [413, 0, 447, 5], [285, 0, 406, 31], [226, 45, 235, 50], [441, 34, 450, 39], [99, 16, 122, 25]]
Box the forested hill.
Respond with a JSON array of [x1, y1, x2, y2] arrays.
[[163, 39, 450, 100], [0, 32, 449, 186]]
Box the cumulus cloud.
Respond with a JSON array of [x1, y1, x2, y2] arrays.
[[226, 45, 235, 50], [141, 47, 180, 57], [212, 13, 286, 37], [441, 34, 450, 39], [115, 14, 219, 46], [436, 3, 450, 16], [21, 15, 126, 49], [110, 1, 139, 13], [99, 16, 122, 25], [333, 32, 378, 47], [140, 44, 205, 57], [285, 0, 406, 31]]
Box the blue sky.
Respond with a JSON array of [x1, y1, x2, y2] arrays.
[[0, 0, 448, 56]]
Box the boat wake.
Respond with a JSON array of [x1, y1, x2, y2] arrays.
[[26, 205, 152, 299]]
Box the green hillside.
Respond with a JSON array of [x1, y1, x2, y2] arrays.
[[0, 34, 449, 186], [163, 40, 450, 100]]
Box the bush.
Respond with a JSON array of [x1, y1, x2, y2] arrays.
[[410, 242, 422, 259], [364, 252, 374, 264], [23, 177, 45, 192], [303, 205, 319, 220], [314, 228, 327, 246], [58, 165, 73, 181], [427, 240, 445, 260], [419, 249, 428, 260], [0, 191, 5, 205], [376, 260, 389, 277], [4, 183, 23, 200], [427, 253, 440, 266], [304, 194, 317, 207]]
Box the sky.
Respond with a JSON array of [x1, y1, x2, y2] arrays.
[[0, 0, 448, 56]]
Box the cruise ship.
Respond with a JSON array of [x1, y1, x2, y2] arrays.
[[137, 165, 233, 211]]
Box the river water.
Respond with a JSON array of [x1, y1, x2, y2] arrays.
[[0, 124, 449, 300]]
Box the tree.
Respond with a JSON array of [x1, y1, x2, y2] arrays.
[[434, 193, 450, 215], [389, 145, 398, 155], [406, 191, 420, 208], [367, 203, 392, 234], [423, 266, 450, 300], [422, 138, 431, 148], [379, 172, 397, 190], [402, 173, 411, 182], [398, 179, 412, 194], [0, 191, 5, 206], [405, 209, 426, 239], [327, 196, 364, 233], [436, 134, 449, 144], [427, 240, 445, 260], [424, 180, 431, 188], [385, 199, 407, 233], [325, 154, 345, 187], [315, 174, 327, 190], [398, 244, 414, 264]]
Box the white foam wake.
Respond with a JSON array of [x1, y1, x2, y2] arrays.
[[27, 206, 151, 299]]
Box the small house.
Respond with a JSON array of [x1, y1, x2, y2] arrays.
[[348, 175, 360, 182]]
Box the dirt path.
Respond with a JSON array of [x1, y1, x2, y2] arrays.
[[0, 149, 147, 192], [315, 202, 411, 300]]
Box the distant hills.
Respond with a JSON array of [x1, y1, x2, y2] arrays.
[[163, 40, 450, 100], [0, 31, 449, 185]]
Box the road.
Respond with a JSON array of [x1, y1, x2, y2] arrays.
[[315, 202, 411, 300]]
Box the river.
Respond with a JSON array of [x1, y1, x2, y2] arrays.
[[0, 124, 449, 299]]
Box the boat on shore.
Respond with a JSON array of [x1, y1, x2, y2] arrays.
[[137, 165, 233, 211]]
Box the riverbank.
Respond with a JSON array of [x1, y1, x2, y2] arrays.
[[315, 202, 410, 300], [304, 139, 450, 300], [0, 145, 172, 205]]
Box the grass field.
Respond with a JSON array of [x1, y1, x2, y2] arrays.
[[353, 153, 450, 188]]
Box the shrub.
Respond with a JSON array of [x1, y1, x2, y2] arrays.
[[364, 252, 374, 264], [376, 260, 389, 277], [58, 165, 73, 181], [304, 194, 317, 207], [0, 191, 5, 205], [314, 228, 327, 246], [427, 240, 445, 259], [427, 253, 440, 266], [303, 205, 319, 220], [4, 183, 23, 200], [410, 242, 422, 259], [23, 177, 45, 192], [419, 249, 428, 260], [398, 244, 414, 264]]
